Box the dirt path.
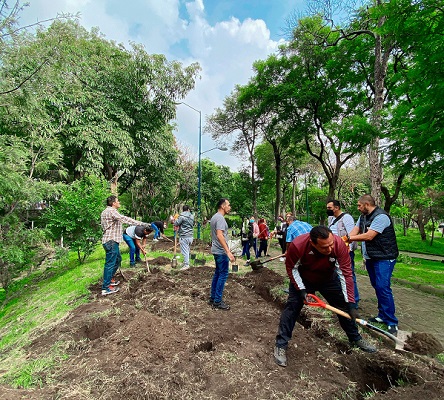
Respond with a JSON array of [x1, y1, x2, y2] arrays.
[[356, 275, 444, 347], [400, 251, 444, 262]]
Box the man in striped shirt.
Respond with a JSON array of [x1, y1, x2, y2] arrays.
[[101, 195, 145, 295]]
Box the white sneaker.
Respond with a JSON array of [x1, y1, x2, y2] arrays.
[[153, 239, 158, 242], [180, 265, 190, 271], [279, 257, 285, 262]]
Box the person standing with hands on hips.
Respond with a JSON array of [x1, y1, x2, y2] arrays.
[[347, 194, 399, 336], [208, 198, 235, 310]]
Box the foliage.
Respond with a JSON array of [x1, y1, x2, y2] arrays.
[[44, 176, 109, 262]]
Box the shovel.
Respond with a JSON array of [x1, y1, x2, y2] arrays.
[[144, 254, 151, 273], [305, 294, 409, 350], [250, 254, 285, 270], [171, 234, 178, 268]]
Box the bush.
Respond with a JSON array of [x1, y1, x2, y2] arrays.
[[44, 176, 109, 262]]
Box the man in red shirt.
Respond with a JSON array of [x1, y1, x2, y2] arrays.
[[274, 226, 376, 367]]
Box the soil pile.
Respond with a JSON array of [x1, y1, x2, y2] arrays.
[[0, 266, 443, 400]]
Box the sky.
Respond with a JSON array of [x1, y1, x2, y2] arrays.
[[20, 0, 307, 170]]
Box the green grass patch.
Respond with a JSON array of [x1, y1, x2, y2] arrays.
[[396, 228, 444, 256], [354, 252, 444, 291]]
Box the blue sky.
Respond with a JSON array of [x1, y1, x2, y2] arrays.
[[20, 0, 306, 170]]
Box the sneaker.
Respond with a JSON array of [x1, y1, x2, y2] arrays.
[[207, 298, 214, 305], [368, 316, 384, 324], [274, 346, 287, 367], [180, 264, 190, 271], [110, 279, 120, 286], [245, 260, 250, 266], [135, 259, 144, 264], [101, 286, 120, 296], [279, 257, 285, 262], [351, 339, 377, 353], [212, 300, 230, 310], [387, 325, 398, 337], [153, 239, 159, 242]]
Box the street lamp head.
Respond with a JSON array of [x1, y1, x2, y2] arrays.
[[200, 146, 229, 155]]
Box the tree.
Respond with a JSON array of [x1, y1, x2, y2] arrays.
[[44, 176, 109, 262], [206, 88, 262, 216]]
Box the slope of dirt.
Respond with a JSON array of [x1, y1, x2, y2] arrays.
[[0, 264, 443, 400]]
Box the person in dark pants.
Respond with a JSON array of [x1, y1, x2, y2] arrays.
[[274, 226, 376, 367], [257, 218, 269, 257], [209, 198, 235, 310]]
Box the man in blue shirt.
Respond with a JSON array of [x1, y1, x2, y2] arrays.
[[348, 194, 399, 336], [285, 215, 312, 248]]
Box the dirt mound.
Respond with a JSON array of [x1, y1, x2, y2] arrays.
[[406, 332, 444, 356], [1, 267, 443, 400]]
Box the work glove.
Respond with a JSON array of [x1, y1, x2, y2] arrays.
[[348, 304, 359, 321], [341, 235, 350, 247], [299, 289, 308, 303]]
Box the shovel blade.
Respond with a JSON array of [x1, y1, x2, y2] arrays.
[[395, 330, 412, 350], [250, 260, 263, 270]]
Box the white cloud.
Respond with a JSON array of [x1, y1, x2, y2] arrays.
[[21, 0, 285, 169]]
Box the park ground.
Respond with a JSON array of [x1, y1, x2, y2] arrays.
[[0, 240, 443, 400]]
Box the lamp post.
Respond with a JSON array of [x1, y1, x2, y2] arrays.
[[305, 171, 309, 224], [179, 102, 203, 238], [198, 146, 228, 239], [178, 102, 228, 239]]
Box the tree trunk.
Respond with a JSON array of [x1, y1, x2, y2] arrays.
[[271, 140, 282, 222], [369, 14, 392, 206]]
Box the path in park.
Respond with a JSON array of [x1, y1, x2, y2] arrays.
[[356, 274, 444, 347], [399, 251, 444, 262]]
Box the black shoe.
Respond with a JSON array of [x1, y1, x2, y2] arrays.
[[351, 339, 377, 353], [212, 301, 230, 310], [135, 259, 144, 264], [207, 298, 214, 305], [387, 325, 398, 337]]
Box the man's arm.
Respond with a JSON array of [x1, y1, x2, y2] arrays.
[[336, 239, 355, 303], [216, 229, 235, 262], [134, 238, 146, 255], [349, 229, 379, 242]]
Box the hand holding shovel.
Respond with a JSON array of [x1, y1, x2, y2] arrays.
[[305, 294, 410, 350]]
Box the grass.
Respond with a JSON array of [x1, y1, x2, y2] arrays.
[[395, 228, 444, 256], [0, 242, 164, 388], [354, 251, 444, 291]]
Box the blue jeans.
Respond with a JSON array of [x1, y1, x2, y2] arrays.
[[365, 259, 398, 326], [151, 223, 160, 239], [276, 276, 361, 349], [210, 253, 230, 303], [350, 251, 360, 307], [102, 241, 121, 290], [122, 233, 140, 265]]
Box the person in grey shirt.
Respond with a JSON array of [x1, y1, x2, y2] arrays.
[[174, 205, 195, 271], [209, 198, 235, 310]]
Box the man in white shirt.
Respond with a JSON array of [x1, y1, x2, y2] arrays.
[[326, 200, 360, 309]]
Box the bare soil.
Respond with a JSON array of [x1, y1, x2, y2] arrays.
[[0, 240, 443, 400]]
